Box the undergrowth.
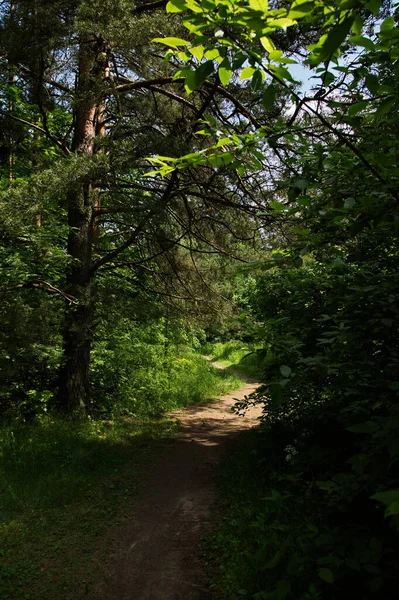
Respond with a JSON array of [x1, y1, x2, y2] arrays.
[[201, 340, 263, 380], [208, 423, 399, 600], [0, 355, 242, 599], [0, 418, 178, 599]]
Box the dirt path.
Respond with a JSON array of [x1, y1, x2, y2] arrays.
[[93, 370, 261, 600]]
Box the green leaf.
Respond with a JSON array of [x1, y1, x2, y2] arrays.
[[380, 16, 395, 32], [318, 568, 334, 583], [185, 60, 214, 93], [348, 421, 379, 434], [270, 18, 297, 29], [344, 197, 356, 209], [189, 45, 205, 61], [319, 17, 354, 61], [260, 36, 275, 53], [366, 0, 382, 15], [349, 35, 375, 50], [268, 64, 295, 82], [269, 50, 297, 64], [208, 152, 234, 167], [205, 47, 223, 61], [262, 83, 276, 109], [270, 201, 285, 210], [352, 13, 364, 35], [166, 0, 187, 13], [248, 0, 268, 12], [240, 67, 256, 80], [251, 69, 264, 91], [375, 97, 395, 118], [373, 492, 399, 517], [280, 365, 291, 377], [348, 100, 368, 116], [372, 490, 399, 505], [289, 1, 314, 19], [152, 37, 190, 49], [218, 58, 232, 86], [365, 74, 379, 95]]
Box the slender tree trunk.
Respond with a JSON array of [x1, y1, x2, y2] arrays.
[[56, 37, 108, 415], [8, 2, 15, 186]]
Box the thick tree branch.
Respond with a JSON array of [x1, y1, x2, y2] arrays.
[[0, 280, 77, 304], [0, 110, 71, 156]]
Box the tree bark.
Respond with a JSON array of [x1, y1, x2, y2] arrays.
[[56, 36, 108, 416]]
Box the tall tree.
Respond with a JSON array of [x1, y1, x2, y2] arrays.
[[0, 0, 266, 414]]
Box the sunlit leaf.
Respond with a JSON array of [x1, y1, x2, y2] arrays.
[[152, 37, 190, 48], [218, 58, 233, 85]]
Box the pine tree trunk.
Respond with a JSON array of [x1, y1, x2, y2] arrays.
[[56, 37, 107, 416]]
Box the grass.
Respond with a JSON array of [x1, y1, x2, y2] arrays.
[[201, 340, 264, 380], [0, 418, 179, 599], [206, 428, 269, 600], [0, 357, 244, 600]]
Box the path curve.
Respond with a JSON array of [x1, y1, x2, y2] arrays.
[[93, 369, 261, 600]]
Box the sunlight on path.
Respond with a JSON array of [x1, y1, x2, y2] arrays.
[[93, 368, 260, 600]]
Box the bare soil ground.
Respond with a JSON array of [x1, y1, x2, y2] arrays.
[[92, 370, 260, 600]]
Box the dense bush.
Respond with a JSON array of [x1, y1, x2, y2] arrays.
[[91, 317, 240, 416], [211, 256, 399, 599]]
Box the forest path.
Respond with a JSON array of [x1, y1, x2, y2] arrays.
[[92, 365, 261, 600]]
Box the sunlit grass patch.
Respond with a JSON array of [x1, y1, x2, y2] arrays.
[[201, 341, 263, 379], [0, 416, 178, 599]]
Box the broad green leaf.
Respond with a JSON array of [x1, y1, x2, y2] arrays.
[[260, 36, 275, 53], [248, 0, 268, 12], [173, 66, 192, 80], [268, 64, 295, 82], [233, 53, 247, 69], [349, 35, 375, 50], [184, 0, 203, 12], [375, 97, 395, 118], [372, 490, 399, 505], [318, 17, 354, 61], [352, 13, 364, 35], [262, 83, 276, 108], [344, 197, 356, 209], [269, 50, 297, 64], [348, 100, 368, 116], [365, 74, 379, 95], [380, 16, 395, 32], [166, 0, 186, 13], [240, 67, 256, 80], [216, 137, 233, 147], [218, 58, 232, 85], [322, 70, 335, 86], [177, 50, 191, 60], [294, 179, 308, 189], [208, 152, 234, 166], [185, 60, 214, 93], [152, 37, 190, 49], [348, 421, 380, 434], [205, 48, 223, 61], [289, 1, 314, 18], [366, 0, 382, 15], [251, 69, 265, 91], [189, 45, 205, 61], [280, 365, 292, 377], [318, 568, 334, 583], [270, 18, 297, 29]]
